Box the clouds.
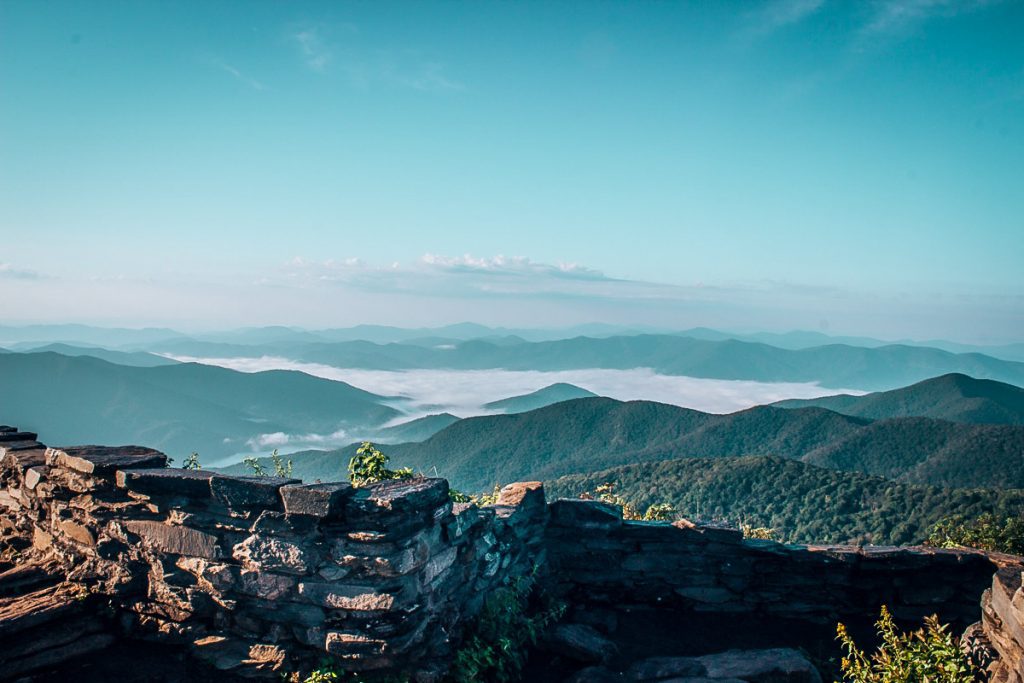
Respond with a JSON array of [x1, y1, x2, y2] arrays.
[[288, 23, 463, 92]]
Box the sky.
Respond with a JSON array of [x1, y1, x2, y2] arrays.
[[1, 1, 1022, 343]]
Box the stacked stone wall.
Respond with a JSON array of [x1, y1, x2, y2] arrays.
[[0, 426, 1022, 681]]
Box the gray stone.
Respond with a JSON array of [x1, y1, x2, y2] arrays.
[[698, 648, 823, 683], [549, 500, 623, 528], [547, 623, 618, 665], [280, 482, 352, 519], [298, 581, 397, 611], [116, 468, 217, 499], [233, 535, 312, 575], [347, 478, 450, 518], [211, 474, 299, 509], [627, 657, 706, 680], [564, 666, 623, 682], [324, 631, 387, 657], [125, 520, 223, 559], [47, 446, 167, 474]]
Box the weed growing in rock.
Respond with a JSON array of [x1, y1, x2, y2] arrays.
[[741, 523, 779, 540], [836, 606, 977, 683], [449, 568, 566, 683], [182, 452, 201, 470], [580, 482, 675, 522], [244, 449, 292, 478], [348, 442, 414, 487]]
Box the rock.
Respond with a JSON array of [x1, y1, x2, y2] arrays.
[[346, 478, 450, 519], [125, 520, 223, 559], [116, 468, 217, 499], [565, 666, 624, 682], [627, 656, 706, 680], [325, 630, 387, 656], [57, 519, 96, 547], [24, 466, 47, 490], [298, 581, 397, 611], [498, 481, 545, 508], [549, 500, 623, 528], [47, 446, 167, 474], [698, 648, 823, 683], [280, 482, 352, 519], [211, 475, 299, 510], [233, 535, 312, 575], [547, 623, 618, 665]]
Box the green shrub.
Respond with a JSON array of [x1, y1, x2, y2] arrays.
[[449, 568, 565, 683], [182, 452, 201, 470], [836, 606, 977, 682], [348, 442, 414, 487], [925, 513, 1024, 555]]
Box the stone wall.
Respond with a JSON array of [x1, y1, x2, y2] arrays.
[[1, 425, 1022, 682]]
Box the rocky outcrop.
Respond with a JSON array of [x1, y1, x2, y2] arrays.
[[0, 425, 1018, 682]]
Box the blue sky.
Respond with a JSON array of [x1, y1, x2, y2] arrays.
[[1, 1, 1021, 342]]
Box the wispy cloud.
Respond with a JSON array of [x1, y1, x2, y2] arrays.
[[857, 0, 1000, 46], [293, 26, 335, 72], [288, 23, 463, 92], [738, 0, 825, 42], [217, 61, 266, 90]]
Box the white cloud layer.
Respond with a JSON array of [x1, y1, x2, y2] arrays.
[[172, 354, 863, 420]]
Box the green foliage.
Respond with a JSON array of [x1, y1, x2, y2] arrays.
[[244, 449, 292, 478], [449, 569, 566, 683], [182, 452, 201, 470], [348, 442, 414, 487], [643, 502, 676, 521], [449, 488, 473, 503], [836, 606, 978, 683], [549, 455, 1024, 545], [925, 513, 1024, 555], [580, 482, 676, 522], [741, 523, 779, 540], [473, 484, 502, 506], [296, 660, 408, 683]]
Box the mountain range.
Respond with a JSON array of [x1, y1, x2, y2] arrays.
[[0, 352, 398, 460], [774, 373, 1024, 425], [227, 387, 1024, 492]]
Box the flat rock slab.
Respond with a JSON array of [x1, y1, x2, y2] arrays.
[[281, 482, 352, 519], [549, 500, 623, 528], [547, 623, 618, 664], [117, 468, 217, 499], [347, 478, 449, 516], [210, 474, 299, 509], [0, 431, 39, 443], [48, 446, 167, 474], [125, 520, 224, 559]]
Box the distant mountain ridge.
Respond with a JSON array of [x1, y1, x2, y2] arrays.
[[483, 383, 597, 414], [0, 352, 399, 460], [227, 395, 1024, 491], [773, 373, 1024, 424]]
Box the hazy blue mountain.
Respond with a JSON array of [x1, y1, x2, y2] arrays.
[[547, 456, 1024, 546], [774, 373, 1024, 425], [291, 335, 1024, 391], [0, 324, 186, 348], [239, 396, 1024, 492], [0, 352, 399, 461], [483, 383, 598, 414], [11, 343, 179, 368], [369, 413, 460, 444]]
